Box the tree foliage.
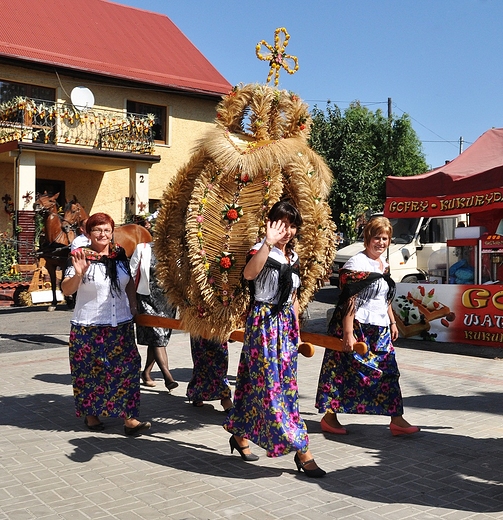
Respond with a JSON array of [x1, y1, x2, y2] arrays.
[[309, 102, 428, 242]]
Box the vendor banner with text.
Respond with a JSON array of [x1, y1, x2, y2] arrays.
[[384, 187, 503, 217], [394, 283, 503, 347]]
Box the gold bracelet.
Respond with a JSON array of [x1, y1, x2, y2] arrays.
[[265, 241, 274, 250], [75, 272, 83, 278]]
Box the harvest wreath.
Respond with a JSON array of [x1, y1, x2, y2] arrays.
[[154, 83, 337, 341]]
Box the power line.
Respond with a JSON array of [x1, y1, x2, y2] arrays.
[[305, 99, 387, 107], [422, 140, 473, 145], [307, 98, 466, 151], [392, 102, 460, 150]]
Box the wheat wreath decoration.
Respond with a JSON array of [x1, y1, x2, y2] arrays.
[[154, 83, 337, 341]]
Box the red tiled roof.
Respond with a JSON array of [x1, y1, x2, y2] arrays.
[[0, 0, 231, 96]]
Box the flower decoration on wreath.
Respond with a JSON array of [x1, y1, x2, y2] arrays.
[[216, 251, 235, 272], [222, 203, 243, 224]]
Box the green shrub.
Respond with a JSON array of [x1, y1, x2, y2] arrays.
[[0, 234, 21, 282]]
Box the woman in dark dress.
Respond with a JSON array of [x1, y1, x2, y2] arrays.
[[130, 242, 178, 391]]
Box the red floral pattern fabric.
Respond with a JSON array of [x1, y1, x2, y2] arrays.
[[223, 302, 309, 457], [186, 337, 232, 403], [69, 321, 141, 419]]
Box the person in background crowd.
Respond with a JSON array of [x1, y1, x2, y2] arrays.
[[70, 218, 90, 251], [130, 241, 178, 392]]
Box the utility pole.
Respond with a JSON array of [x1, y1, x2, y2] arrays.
[[386, 97, 392, 174], [459, 136, 464, 155]]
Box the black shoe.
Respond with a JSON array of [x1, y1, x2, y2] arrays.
[[294, 453, 326, 478], [84, 417, 105, 432], [124, 421, 151, 436], [165, 380, 179, 392], [229, 435, 259, 462], [220, 398, 233, 414]]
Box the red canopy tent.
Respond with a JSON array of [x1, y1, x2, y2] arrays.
[[384, 128, 503, 231]]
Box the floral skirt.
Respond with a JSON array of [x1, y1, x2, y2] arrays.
[[315, 320, 404, 416], [223, 302, 309, 457], [69, 321, 141, 419], [186, 336, 231, 402]]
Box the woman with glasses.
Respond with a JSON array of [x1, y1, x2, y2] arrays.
[[315, 216, 419, 437], [62, 213, 151, 436]]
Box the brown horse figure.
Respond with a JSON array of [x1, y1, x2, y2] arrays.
[[111, 224, 152, 256], [34, 193, 88, 311]]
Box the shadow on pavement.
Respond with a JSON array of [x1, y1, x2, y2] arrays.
[[1, 387, 502, 512], [0, 305, 72, 314]]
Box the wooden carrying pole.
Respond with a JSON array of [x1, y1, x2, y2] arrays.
[[134, 314, 367, 357]]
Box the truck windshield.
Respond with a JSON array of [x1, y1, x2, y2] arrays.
[[389, 217, 421, 244], [355, 216, 420, 244]]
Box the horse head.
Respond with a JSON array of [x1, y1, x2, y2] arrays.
[[34, 192, 60, 214], [62, 198, 89, 234]]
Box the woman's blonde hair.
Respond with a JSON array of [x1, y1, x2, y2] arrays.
[[363, 216, 393, 247]]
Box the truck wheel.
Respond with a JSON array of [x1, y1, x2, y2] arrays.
[[401, 274, 425, 284]]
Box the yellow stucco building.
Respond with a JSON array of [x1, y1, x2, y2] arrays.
[[0, 0, 231, 261]]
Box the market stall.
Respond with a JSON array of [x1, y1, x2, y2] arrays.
[[384, 128, 503, 347]]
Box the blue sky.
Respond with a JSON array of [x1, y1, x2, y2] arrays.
[[119, 0, 503, 171]]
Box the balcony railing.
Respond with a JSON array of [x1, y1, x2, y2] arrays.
[[0, 97, 155, 154]]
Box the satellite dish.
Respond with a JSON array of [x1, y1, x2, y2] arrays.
[[70, 86, 95, 110]]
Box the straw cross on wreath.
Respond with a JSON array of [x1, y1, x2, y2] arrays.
[[255, 27, 299, 86]]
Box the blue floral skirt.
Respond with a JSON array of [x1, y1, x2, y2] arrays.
[[315, 320, 404, 416], [223, 302, 309, 457], [186, 336, 231, 402], [69, 321, 141, 419]]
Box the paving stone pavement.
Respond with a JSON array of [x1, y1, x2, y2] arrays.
[[1, 285, 503, 519]]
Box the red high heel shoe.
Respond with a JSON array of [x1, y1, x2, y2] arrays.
[[389, 423, 420, 436], [320, 416, 347, 435]]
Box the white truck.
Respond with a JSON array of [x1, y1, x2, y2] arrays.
[[330, 215, 463, 285]]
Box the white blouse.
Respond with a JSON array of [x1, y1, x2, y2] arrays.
[[251, 240, 300, 304], [343, 251, 390, 327], [129, 242, 152, 296], [65, 262, 133, 327]]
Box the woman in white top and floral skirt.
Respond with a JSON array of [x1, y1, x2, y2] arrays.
[[62, 213, 151, 436], [315, 216, 419, 437]]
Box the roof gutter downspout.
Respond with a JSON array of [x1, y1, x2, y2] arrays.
[[13, 145, 22, 251]]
